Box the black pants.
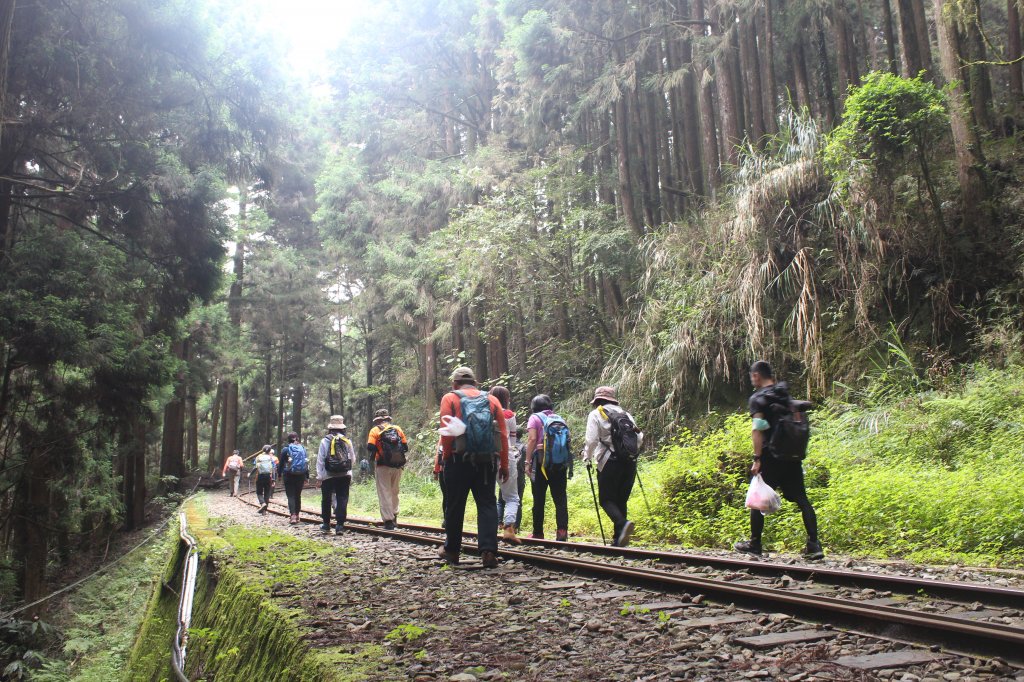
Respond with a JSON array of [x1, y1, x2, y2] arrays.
[[321, 476, 351, 528], [531, 461, 568, 534], [752, 460, 818, 543], [497, 459, 526, 530], [438, 469, 449, 525], [443, 458, 498, 554], [598, 458, 636, 542], [284, 472, 305, 515], [255, 474, 272, 505]]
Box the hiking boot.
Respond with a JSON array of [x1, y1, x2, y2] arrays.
[[335, 525, 345, 535], [320, 524, 331, 533], [734, 539, 763, 556], [502, 524, 521, 545], [481, 550, 499, 568], [555, 529, 568, 542], [383, 520, 396, 530], [528, 532, 544, 540], [438, 545, 459, 565], [802, 541, 825, 561], [616, 520, 635, 548]]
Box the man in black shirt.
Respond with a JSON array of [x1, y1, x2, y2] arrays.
[[734, 360, 824, 560]]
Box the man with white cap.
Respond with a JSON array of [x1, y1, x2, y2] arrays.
[[317, 415, 355, 534], [582, 386, 643, 547]]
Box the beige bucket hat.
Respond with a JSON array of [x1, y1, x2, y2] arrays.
[[327, 414, 346, 430]]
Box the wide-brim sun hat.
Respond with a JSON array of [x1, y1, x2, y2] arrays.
[[590, 385, 619, 405], [450, 366, 477, 384], [327, 414, 346, 430]]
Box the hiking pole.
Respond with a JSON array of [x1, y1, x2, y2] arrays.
[[634, 466, 652, 516], [585, 461, 606, 545]]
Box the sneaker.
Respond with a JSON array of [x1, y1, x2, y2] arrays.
[[259, 502, 268, 513], [335, 525, 345, 535], [320, 524, 331, 533], [502, 524, 521, 545], [555, 529, 568, 542], [528, 532, 544, 540], [383, 520, 396, 530], [438, 545, 459, 565], [734, 539, 763, 556], [481, 550, 499, 568], [802, 541, 825, 560], [616, 520, 635, 548]]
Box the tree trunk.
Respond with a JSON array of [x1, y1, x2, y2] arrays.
[[187, 392, 198, 470], [792, 28, 814, 113], [1009, 0, 1023, 109], [264, 353, 273, 443], [932, 0, 988, 232], [963, 0, 994, 132], [740, 14, 766, 143], [206, 380, 222, 472], [123, 418, 147, 530], [695, 0, 721, 191], [223, 379, 238, 460], [897, 0, 927, 76], [159, 338, 186, 483], [714, 22, 742, 165], [13, 451, 50, 614], [815, 20, 838, 124], [881, 0, 900, 73], [763, 0, 779, 133], [910, 0, 934, 74], [291, 334, 305, 434], [0, 0, 15, 151], [613, 89, 643, 236]]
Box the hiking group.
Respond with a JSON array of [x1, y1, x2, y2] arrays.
[[434, 366, 645, 567], [220, 359, 823, 564]]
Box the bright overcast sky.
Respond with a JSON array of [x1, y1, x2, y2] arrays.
[[251, 0, 373, 78]]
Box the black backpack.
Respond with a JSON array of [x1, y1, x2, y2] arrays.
[[764, 386, 812, 462], [378, 425, 407, 468], [599, 406, 640, 462], [325, 434, 353, 474]]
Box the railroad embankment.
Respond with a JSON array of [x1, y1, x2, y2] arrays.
[[125, 498, 352, 681]]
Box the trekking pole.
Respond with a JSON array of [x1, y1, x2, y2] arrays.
[[585, 461, 606, 545], [634, 466, 653, 516]]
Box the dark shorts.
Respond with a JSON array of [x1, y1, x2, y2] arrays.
[[759, 459, 808, 502]]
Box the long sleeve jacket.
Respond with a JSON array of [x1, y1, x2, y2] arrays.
[[316, 434, 354, 481], [582, 406, 643, 472]]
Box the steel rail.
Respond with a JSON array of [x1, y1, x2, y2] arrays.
[[171, 509, 200, 682], [251, 492, 1024, 609], [238, 493, 1024, 663]]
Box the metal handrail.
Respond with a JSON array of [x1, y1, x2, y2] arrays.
[[171, 509, 199, 682]]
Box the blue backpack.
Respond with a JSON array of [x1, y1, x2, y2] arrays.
[[284, 443, 309, 475], [539, 413, 571, 472], [455, 390, 497, 463]]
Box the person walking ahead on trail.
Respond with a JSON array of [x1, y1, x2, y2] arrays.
[[490, 385, 521, 545], [251, 448, 276, 514], [367, 408, 408, 530], [734, 360, 823, 560], [280, 433, 310, 524], [583, 386, 644, 547], [223, 449, 244, 497], [524, 394, 572, 542], [317, 415, 355, 534], [437, 366, 509, 568]]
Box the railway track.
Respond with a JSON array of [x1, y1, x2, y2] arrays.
[[235, 491, 1024, 668]]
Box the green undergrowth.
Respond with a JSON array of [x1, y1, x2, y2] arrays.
[[28, 518, 179, 681], [631, 364, 1024, 565], [125, 495, 383, 681], [352, 364, 1024, 565]]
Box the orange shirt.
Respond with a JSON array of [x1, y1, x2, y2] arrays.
[[367, 421, 408, 462], [439, 387, 509, 472]]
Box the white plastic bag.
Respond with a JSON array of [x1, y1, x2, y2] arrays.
[[438, 414, 466, 437], [745, 474, 782, 514]]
